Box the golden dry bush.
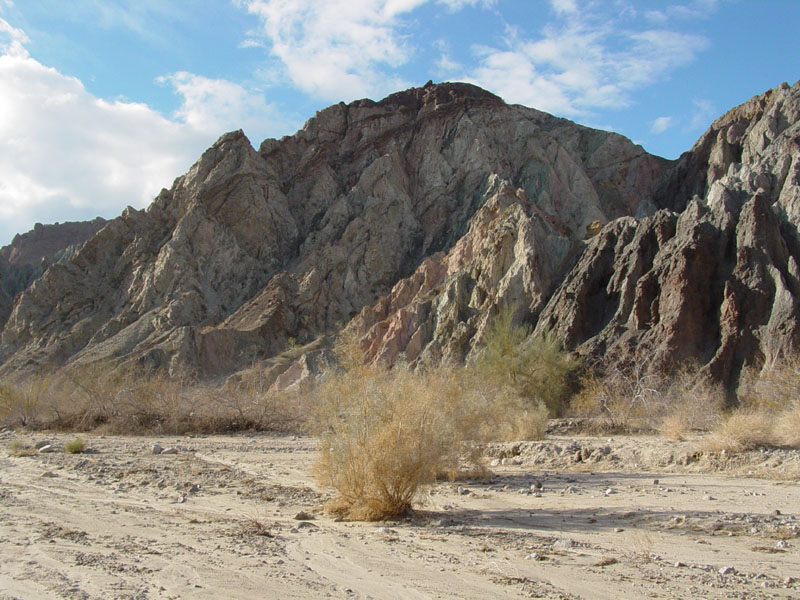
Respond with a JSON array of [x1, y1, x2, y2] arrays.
[[571, 358, 723, 436], [312, 353, 549, 521], [701, 411, 775, 453], [774, 403, 800, 448]]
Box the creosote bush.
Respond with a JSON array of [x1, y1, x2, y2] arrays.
[[571, 357, 724, 435], [312, 329, 550, 521], [475, 307, 581, 416], [64, 438, 86, 454]]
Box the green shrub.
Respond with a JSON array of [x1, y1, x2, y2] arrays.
[[475, 306, 580, 416], [64, 438, 86, 454]]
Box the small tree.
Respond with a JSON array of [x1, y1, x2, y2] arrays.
[[476, 306, 580, 416]]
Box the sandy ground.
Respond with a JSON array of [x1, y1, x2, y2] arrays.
[[1, 428, 798, 599]]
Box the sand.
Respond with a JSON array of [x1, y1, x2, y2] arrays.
[[1, 428, 798, 599]]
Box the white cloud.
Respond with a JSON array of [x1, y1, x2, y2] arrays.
[[451, 3, 710, 116], [0, 16, 27, 57], [0, 19, 294, 245], [689, 98, 715, 131], [158, 71, 286, 141], [239, 0, 489, 102], [549, 0, 578, 16], [651, 116, 674, 133]]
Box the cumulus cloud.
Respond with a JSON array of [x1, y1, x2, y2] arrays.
[[454, 2, 710, 116], [0, 18, 291, 245], [240, 0, 489, 102], [651, 116, 674, 133]]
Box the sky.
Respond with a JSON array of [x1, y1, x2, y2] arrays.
[[0, 0, 798, 246]]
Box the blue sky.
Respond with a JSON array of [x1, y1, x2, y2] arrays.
[[0, 0, 798, 246]]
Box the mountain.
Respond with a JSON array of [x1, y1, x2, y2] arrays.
[[0, 218, 107, 328], [1, 80, 798, 392]]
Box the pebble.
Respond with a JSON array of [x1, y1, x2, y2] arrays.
[[160, 447, 178, 455], [604, 488, 615, 496], [490, 459, 501, 467], [674, 561, 686, 568], [152, 443, 163, 455], [294, 511, 314, 521], [719, 566, 735, 576], [457, 486, 469, 495], [614, 528, 624, 533]]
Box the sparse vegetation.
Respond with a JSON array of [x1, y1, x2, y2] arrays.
[[7, 439, 35, 457], [571, 357, 724, 435], [311, 325, 552, 521], [475, 306, 581, 416], [701, 356, 800, 453], [0, 365, 308, 435], [64, 438, 86, 454]]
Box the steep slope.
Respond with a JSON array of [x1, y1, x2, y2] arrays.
[[0, 82, 667, 377], [350, 81, 800, 392], [0, 218, 107, 327], [535, 81, 800, 389]]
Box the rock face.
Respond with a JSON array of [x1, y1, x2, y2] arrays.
[[534, 81, 800, 389], [0, 79, 798, 393], [0, 218, 107, 327], [0, 82, 666, 378]]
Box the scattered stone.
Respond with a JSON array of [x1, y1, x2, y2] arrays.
[[719, 566, 735, 576], [160, 447, 178, 455], [490, 459, 501, 467], [614, 528, 624, 533], [456, 486, 469, 495], [40, 471, 57, 478], [152, 443, 163, 455], [294, 511, 314, 521], [604, 488, 615, 496], [675, 561, 686, 568]]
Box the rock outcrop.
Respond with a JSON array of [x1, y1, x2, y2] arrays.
[[535, 81, 800, 389], [0, 218, 107, 327], [1, 79, 798, 393]]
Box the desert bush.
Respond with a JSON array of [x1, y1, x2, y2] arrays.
[[701, 412, 775, 453], [571, 357, 723, 435], [476, 306, 580, 416], [7, 439, 35, 457], [312, 345, 547, 521], [0, 363, 309, 435], [64, 438, 86, 454], [0, 375, 61, 429], [699, 355, 800, 452]]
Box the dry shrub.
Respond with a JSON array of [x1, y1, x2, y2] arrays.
[[702, 412, 775, 453], [0, 363, 308, 435], [571, 359, 723, 435], [774, 403, 800, 447], [700, 355, 800, 452], [312, 353, 547, 521]]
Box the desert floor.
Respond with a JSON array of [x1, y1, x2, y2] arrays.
[[1, 428, 798, 599]]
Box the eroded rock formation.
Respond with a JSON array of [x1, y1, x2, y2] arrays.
[[1, 79, 798, 393], [0, 218, 107, 327], [0, 82, 665, 378]]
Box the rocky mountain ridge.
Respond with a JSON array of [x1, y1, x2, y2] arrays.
[[0, 218, 107, 327], [1, 80, 798, 392]]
